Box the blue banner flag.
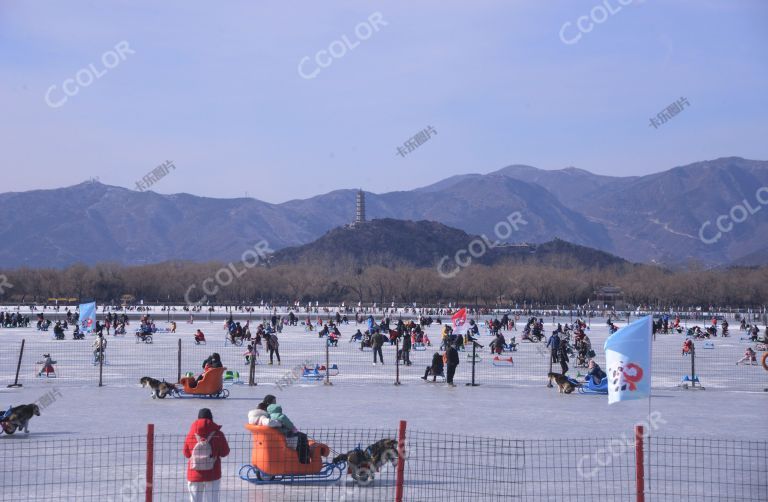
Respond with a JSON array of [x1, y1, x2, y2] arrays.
[[604, 315, 652, 404], [79, 302, 97, 334]]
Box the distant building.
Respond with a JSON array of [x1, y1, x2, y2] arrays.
[[594, 285, 625, 309], [354, 190, 366, 226]]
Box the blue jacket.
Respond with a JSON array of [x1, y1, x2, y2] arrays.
[[546, 334, 560, 350]]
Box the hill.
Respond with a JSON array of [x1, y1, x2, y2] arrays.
[[270, 219, 629, 270]]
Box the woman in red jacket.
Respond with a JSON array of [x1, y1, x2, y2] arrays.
[[183, 408, 230, 502]]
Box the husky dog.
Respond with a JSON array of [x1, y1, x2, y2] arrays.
[[548, 372, 578, 394], [333, 438, 399, 482], [3, 404, 41, 434], [140, 377, 178, 399]]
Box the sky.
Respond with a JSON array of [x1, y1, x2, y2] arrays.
[[1, 0, 766, 203]]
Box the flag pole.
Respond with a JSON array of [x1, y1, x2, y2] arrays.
[[645, 315, 653, 497]]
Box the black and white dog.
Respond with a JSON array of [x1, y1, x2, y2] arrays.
[[139, 377, 178, 399], [3, 404, 41, 434], [333, 438, 399, 483]]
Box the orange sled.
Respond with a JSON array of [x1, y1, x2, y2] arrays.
[[176, 367, 230, 398], [239, 425, 345, 483]]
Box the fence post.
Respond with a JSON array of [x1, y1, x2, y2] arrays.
[[98, 343, 104, 387], [249, 343, 256, 386], [547, 347, 554, 387], [394, 337, 401, 386], [395, 420, 407, 502], [635, 425, 645, 502], [146, 423, 154, 502], [177, 338, 182, 383], [324, 337, 332, 386], [7, 339, 25, 388], [466, 341, 479, 386], [690, 345, 697, 388]]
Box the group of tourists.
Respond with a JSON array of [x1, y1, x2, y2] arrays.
[[0, 311, 30, 327], [182, 394, 305, 501]]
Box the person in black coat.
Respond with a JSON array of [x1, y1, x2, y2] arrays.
[[557, 342, 569, 375], [266, 334, 281, 365], [421, 352, 444, 381], [401, 332, 412, 366], [586, 360, 606, 385], [202, 352, 223, 370], [446, 343, 460, 386]]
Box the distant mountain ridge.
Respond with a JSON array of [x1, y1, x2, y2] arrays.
[[0, 157, 765, 268]]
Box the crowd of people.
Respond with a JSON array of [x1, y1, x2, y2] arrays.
[[180, 393, 313, 500], [6, 303, 767, 394], [0, 311, 30, 327]]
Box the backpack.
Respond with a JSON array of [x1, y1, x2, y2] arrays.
[[190, 431, 217, 471]]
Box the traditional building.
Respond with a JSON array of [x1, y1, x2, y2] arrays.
[[594, 285, 625, 309]]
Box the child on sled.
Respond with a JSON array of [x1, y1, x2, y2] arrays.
[[736, 347, 757, 365]]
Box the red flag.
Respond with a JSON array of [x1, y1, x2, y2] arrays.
[[451, 308, 467, 330]]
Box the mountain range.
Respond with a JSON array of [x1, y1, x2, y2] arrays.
[[0, 156, 765, 268]]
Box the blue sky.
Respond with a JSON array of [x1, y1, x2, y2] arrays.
[[1, 0, 766, 202]]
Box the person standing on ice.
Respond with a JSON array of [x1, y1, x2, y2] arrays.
[[446, 342, 460, 387], [266, 332, 281, 365], [557, 340, 570, 375], [401, 330, 412, 366], [372, 329, 385, 365], [546, 330, 560, 364], [183, 408, 230, 502]]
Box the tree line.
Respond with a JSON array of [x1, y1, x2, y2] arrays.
[[1, 260, 766, 309]]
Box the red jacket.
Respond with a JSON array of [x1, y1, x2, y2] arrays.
[[183, 419, 230, 482]]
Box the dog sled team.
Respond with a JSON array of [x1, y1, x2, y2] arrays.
[[177, 394, 397, 500], [142, 352, 240, 399], [548, 359, 607, 394]]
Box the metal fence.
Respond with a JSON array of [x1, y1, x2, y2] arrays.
[[3, 326, 766, 392], [1, 424, 765, 501]]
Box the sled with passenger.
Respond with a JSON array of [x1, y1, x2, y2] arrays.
[[578, 376, 608, 395], [174, 367, 230, 399], [239, 425, 346, 484]]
